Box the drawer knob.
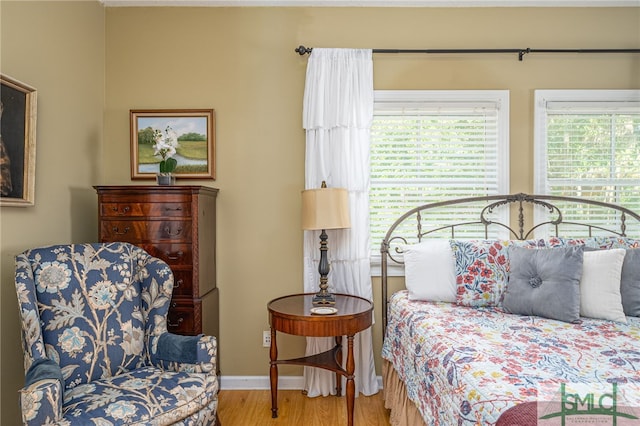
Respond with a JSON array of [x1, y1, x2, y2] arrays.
[[165, 206, 183, 212], [112, 206, 131, 215], [111, 226, 130, 235]]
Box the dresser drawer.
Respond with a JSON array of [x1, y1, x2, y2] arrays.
[[167, 298, 200, 335], [146, 221, 192, 241], [100, 220, 192, 242], [141, 243, 192, 266], [100, 202, 191, 218], [171, 270, 194, 297], [99, 221, 147, 242]]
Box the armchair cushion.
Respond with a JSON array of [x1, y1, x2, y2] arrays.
[[62, 366, 218, 425]]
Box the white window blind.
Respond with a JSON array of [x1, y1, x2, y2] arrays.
[[370, 90, 510, 262], [534, 90, 640, 237]]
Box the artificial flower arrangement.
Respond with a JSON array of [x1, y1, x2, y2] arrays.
[[153, 126, 179, 174]]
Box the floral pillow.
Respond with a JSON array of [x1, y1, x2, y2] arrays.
[[584, 236, 640, 250], [449, 236, 639, 308], [450, 239, 541, 307], [541, 236, 640, 249]]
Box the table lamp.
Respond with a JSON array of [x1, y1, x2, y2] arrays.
[[301, 181, 351, 305]]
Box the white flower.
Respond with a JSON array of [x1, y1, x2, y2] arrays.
[[152, 126, 179, 161]]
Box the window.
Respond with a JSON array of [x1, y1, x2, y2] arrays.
[[370, 90, 510, 268], [534, 90, 640, 236]]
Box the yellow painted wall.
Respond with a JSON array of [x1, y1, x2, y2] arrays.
[[0, 1, 105, 423], [1, 2, 638, 424]]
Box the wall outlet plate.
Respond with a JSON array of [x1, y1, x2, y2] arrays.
[[263, 330, 271, 347]]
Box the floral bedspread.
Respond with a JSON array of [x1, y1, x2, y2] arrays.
[[381, 290, 640, 425]]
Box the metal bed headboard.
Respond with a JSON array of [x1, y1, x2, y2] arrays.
[[379, 193, 640, 331]]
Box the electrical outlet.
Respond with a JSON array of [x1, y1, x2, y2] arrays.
[[262, 330, 271, 347]]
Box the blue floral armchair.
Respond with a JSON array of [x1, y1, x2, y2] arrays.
[[14, 242, 220, 425]]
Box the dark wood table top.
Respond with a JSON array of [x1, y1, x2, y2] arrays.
[[268, 293, 373, 337]]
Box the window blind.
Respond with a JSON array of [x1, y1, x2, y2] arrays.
[[370, 91, 510, 260], [534, 90, 640, 236]]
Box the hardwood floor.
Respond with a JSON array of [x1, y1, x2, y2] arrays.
[[217, 389, 391, 426]]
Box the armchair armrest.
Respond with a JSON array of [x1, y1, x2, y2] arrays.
[[154, 333, 217, 374], [20, 359, 63, 425]]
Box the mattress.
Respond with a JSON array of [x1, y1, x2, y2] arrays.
[[381, 290, 640, 425]]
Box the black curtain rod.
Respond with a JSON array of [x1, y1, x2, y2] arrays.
[[294, 45, 640, 61]]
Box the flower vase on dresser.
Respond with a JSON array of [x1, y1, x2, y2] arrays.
[[156, 173, 176, 186], [153, 125, 179, 186]]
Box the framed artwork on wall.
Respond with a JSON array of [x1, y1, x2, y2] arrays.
[[0, 74, 37, 207], [130, 109, 216, 180]]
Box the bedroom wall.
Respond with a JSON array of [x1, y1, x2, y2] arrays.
[[104, 4, 639, 385], [0, 2, 637, 424], [0, 1, 105, 423]]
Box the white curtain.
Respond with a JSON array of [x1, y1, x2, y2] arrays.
[[302, 48, 378, 397]]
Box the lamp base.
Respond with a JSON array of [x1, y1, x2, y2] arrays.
[[312, 291, 336, 306]]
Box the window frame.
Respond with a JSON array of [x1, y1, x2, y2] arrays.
[[534, 89, 640, 193], [533, 89, 640, 233], [370, 90, 510, 276]]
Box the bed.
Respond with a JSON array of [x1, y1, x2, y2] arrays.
[[379, 193, 640, 426]]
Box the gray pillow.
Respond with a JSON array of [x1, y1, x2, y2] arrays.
[[621, 248, 640, 317], [503, 246, 584, 323]]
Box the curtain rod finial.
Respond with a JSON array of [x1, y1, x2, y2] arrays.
[[518, 48, 531, 61], [295, 45, 312, 56]]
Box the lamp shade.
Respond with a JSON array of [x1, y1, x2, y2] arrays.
[[301, 187, 351, 230]]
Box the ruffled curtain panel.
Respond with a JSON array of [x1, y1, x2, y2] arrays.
[[302, 48, 378, 397]]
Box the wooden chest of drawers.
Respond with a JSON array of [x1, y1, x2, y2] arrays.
[[94, 186, 219, 341]]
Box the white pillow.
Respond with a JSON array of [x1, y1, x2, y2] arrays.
[[402, 240, 456, 302], [580, 249, 627, 323]]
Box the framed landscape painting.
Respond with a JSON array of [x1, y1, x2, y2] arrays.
[[130, 109, 215, 180], [1, 74, 37, 207]]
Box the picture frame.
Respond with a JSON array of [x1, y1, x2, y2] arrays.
[[130, 109, 215, 180], [0, 74, 37, 207]]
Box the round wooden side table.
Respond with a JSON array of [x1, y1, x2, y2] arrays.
[[267, 293, 373, 426]]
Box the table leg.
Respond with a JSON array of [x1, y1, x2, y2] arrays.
[[346, 334, 355, 426], [335, 336, 342, 397], [269, 328, 278, 418]]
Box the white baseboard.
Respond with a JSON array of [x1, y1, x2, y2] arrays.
[[220, 375, 303, 390], [220, 375, 383, 390]]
